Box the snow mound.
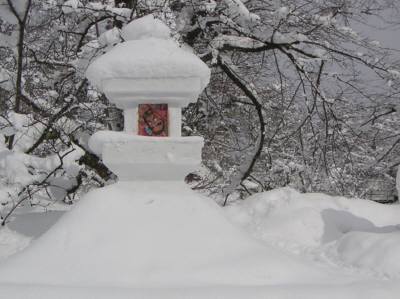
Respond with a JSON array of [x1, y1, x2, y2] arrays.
[[121, 14, 170, 41], [226, 187, 400, 277], [226, 188, 400, 247], [85, 38, 210, 93], [0, 182, 344, 288], [337, 231, 400, 277], [0, 227, 30, 260]]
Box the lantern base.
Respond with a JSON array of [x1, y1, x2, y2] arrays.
[[89, 131, 203, 181]]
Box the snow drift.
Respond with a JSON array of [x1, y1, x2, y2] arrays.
[[226, 187, 400, 277]]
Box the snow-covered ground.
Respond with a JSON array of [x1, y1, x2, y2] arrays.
[[0, 184, 399, 298], [0, 281, 399, 299]]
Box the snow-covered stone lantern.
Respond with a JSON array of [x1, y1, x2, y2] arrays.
[[0, 17, 348, 291], [86, 15, 210, 181]]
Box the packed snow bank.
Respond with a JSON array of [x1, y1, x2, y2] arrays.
[[85, 39, 210, 93], [0, 182, 354, 288], [226, 187, 400, 277]]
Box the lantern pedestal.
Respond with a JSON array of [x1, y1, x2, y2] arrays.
[[89, 132, 203, 181]]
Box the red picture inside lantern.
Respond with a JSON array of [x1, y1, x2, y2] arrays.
[[138, 104, 168, 137]]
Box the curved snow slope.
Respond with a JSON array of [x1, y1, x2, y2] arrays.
[[0, 182, 345, 288], [85, 39, 210, 93]]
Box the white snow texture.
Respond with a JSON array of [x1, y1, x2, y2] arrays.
[[1, 184, 400, 298], [0, 182, 340, 287]]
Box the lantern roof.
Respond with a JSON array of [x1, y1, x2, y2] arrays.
[[85, 15, 210, 108], [86, 38, 210, 94]]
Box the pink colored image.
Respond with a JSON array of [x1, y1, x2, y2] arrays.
[[138, 104, 168, 137]]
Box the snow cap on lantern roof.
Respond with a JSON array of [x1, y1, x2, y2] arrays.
[[85, 15, 211, 108], [120, 14, 171, 41]]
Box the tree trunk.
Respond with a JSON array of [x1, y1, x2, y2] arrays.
[[6, 0, 31, 150], [115, 0, 135, 9]]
